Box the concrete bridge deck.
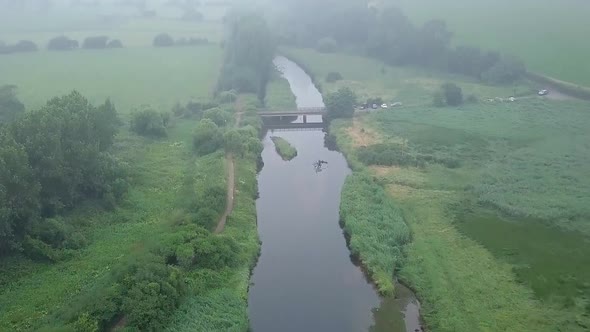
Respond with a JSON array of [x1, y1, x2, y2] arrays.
[[257, 107, 326, 117]]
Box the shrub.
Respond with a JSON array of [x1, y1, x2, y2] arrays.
[[326, 72, 343, 82], [153, 33, 175, 47], [202, 107, 231, 127], [130, 108, 169, 137], [441, 82, 463, 106], [216, 90, 237, 104], [47, 36, 78, 51], [82, 36, 109, 49], [192, 119, 223, 155], [106, 39, 123, 48], [325, 87, 356, 120], [316, 37, 337, 53]]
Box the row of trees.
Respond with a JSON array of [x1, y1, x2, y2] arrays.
[[1, 36, 124, 54], [216, 11, 275, 100], [271, 1, 526, 85], [0, 92, 126, 259], [153, 33, 209, 47]]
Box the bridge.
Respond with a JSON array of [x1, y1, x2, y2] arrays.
[[258, 107, 326, 124]]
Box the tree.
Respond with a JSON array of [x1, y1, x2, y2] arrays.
[[202, 107, 231, 127], [47, 36, 78, 51], [316, 37, 337, 53], [0, 133, 40, 255], [82, 36, 109, 49], [223, 129, 243, 155], [481, 56, 526, 84], [192, 119, 222, 155], [0, 85, 25, 123], [325, 87, 356, 120], [106, 39, 123, 48], [153, 33, 175, 47], [130, 108, 168, 137], [12, 40, 38, 52], [440, 83, 463, 106], [326, 72, 343, 82]]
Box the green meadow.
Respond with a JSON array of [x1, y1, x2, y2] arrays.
[[0, 46, 222, 114], [387, 0, 590, 86], [291, 48, 590, 330]]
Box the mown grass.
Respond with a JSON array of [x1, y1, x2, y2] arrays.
[[0, 46, 222, 115], [292, 48, 590, 330], [270, 136, 297, 161]]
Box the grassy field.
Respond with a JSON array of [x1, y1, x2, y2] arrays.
[[264, 68, 297, 110], [292, 48, 590, 330], [384, 0, 590, 87], [0, 46, 222, 115], [282, 47, 535, 106]]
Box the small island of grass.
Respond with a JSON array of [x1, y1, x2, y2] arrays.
[[271, 136, 297, 161]]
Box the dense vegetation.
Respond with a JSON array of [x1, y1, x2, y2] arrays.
[[0, 92, 125, 260], [270, 0, 526, 85], [270, 136, 297, 161], [340, 173, 410, 295], [217, 12, 275, 99], [325, 87, 356, 120], [0, 85, 25, 123]]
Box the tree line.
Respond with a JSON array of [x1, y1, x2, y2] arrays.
[[0, 36, 124, 54], [272, 0, 526, 85], [216, 11, 276, 100]]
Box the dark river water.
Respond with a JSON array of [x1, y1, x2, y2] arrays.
[[247, 56, 421, 332]]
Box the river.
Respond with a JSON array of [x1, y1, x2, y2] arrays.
[[247, 56, 421, 332]]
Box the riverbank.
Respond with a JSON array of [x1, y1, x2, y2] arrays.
[[287, 47, 590, 331]]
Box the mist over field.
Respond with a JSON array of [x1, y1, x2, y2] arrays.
[[1, 1, 589, 331]]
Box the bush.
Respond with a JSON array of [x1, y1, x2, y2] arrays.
[[192, 119, 223, 155], [216, 90, 237, 104], [316, 37, 337, 53], [130, 108, 169, 137], [325, 87, 356, 120], [106, 39, 123, 48], [47, 36, 78, 51], [441, 82, 463, 106], [82, 36, 109, 49], [202, 107, 231, 127], [326, 71, 343, 82], [153, 33, 175, 47]]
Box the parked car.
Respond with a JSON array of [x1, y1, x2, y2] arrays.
[[508, 97, 516, 102], [390, 102, 403, 107], [538, 89, 549, 96], [372, 104, 378, 109], [381, 103, 388, 109]]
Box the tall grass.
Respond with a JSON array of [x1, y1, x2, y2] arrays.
[[340, 172, 410, 295]]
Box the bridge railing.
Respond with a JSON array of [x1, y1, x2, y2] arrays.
[[258, 106, 326, 114]]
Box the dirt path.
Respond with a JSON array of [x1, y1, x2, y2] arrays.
[[214, 99, 243, 234]]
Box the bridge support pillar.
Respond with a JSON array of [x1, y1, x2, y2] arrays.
[[303, 115, 307, 123]]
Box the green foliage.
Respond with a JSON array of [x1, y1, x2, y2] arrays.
[[217, 12, 275, 98], [432, 91, 445, 107], [0, 85, 25, 123], [325, 71, 343, 83], [106, 39, 124, 48], [0, 40, 38, 54], [131, 108, 169, 137], [340, 172, 410, 294], [325, 86, 356, 120], [202, 107, 231, 127], [82, 36, 109, 49], [153, 33, 175, 47], [481, 56, 527, 84], [192, 119, 223, 155], [47, 36, 78, 51], [316, 37, 337, 53], [270, 136, 297, 161], [216, 90, 237, 104], [0, 91, 125, 258], [440, 82, 463, 106], [223, 126, 262, 158]]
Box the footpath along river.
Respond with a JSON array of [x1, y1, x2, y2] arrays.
[[247, 55, 422, 332]]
